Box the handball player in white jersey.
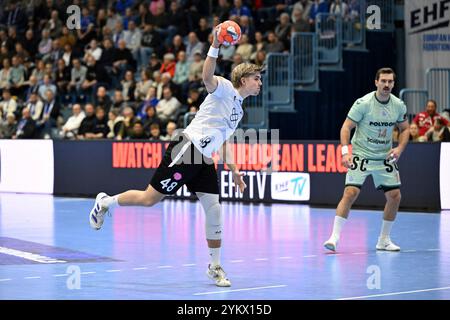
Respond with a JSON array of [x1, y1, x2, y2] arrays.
[[88, 24, 263, 287]]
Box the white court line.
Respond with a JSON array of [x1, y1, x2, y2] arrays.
[[402, 250, 417, 253], [132, 267, 148, 270], [106, 270, 122, 272], [182, 264, 196, 267], [24, 276, 41, 279], [0, 279, 12, 282], [0, 246, 66, 264], [81, 272, 96, 275], [426, 249, 440, 251], [303, 255, 317, 258], [278, 256, 292, 259], [352, 252, 367, 255], [255, 258, 268, 261], [157, 265, 173, 269], [53, 274, 67, 277], [337, 286, 450, 300], [194, 285, 288, 296], [230, 260, 244, 263]]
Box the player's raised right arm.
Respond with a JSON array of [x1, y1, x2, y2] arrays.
[[202, 25, 221, 93]]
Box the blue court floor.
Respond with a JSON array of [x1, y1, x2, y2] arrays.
[[0, 192, 449, 300]]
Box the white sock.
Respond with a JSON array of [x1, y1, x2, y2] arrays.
[[209, 247, 221, 267], [380, 220, 394, 238], [100, 195, 119, 208], [330, 216, 347, 240]]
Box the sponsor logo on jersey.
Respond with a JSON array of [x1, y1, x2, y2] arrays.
[[369, 121, 396, 126]]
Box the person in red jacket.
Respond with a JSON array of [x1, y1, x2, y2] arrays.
[[413, 99, 448, 137]]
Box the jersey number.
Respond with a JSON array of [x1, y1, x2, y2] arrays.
[[160, 178, 178, 192]]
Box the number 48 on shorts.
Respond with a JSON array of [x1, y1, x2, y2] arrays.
[[160, 178, 178, 192]]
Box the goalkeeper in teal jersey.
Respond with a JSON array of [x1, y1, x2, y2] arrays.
[[324, 68, 410, 252]]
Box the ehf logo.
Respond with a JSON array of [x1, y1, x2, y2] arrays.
[[271, 172, 310, 201]]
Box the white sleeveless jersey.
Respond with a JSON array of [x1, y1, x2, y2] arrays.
[[183, 77, 244, 158]]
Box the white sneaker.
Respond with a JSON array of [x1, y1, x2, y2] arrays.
[[376, 237, 400, 251], [206, 264, 231, 287], [89, 192, 110, 230], [323, 237, 338, 252]]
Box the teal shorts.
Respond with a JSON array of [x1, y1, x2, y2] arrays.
[[345, 155, 401, 192]]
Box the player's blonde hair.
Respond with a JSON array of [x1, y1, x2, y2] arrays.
[[231, 63, 264, 88]]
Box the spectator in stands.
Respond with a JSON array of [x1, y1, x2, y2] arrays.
[[25, 75, 40, 101], [275, 13, 292, 48], [188, 52, 205, 89], [0, 89, 17, 121], [2, 2, 28, 33], [139, 23, 161, 71], [148, 122, 161, 140], [292, 0, 313, 23], [330, 0, 349, 18], [77, 103, 96, 139], [122, 7, 136, 30], [0, 112, 17, 139], [117, 106, 137, 140], [45, 10, 63, 39], [138, 86, 159, 119], [236, 34, 254, 62], [112, 21, 126, 48], [23, 29, 38, 60], [0, 45, 10, 67], [68, 58, 87, 103], [0, 58, 12, 93], [26, 92, 44, 121], [183, 105, 198, 128], [146, 53, 162, 75], [142, 104, 161, 131], [309, 0, 329, 29], [121, 70, 136, 102], [84, 106, 109, 139], [82, 54, 108, 102], [425, 118, 450, 142], [112, 39, 135, 85], [187, 88, 203, 110], [6, 26, 24, 52], [60, 103, 85, 139], [186, 32, 204, 63], [167, 34, 186, 60], [215, 0, 232, 22], [107, 108, 124, 139], [136, 3, 152, 28], [195, 17, 212, 43], [409, 122, 426, 142], [38, 74, 57, 100], [38, 29, 52, 60], [9, 55, 26, 98], [239, 15, 255, 43], [166, 0, 188, 37], [55, 58, 70, 101], [95, 86, 112, 113], [124, 20, 142, 64], [265, 31, 285, 53], [254, 50, 267, 66], [128, 120, 149, 139], [156, 86, 181, 125], [160, 120, 177, 141], [14, 43, 30, 64], [173, 51, 190, 100], [135, 70, 153, 102], [112, 89, 127, 112], [31, 59, 46, 83], [231, 53, 244, 71], [38, 89, 61, 138], [13, 107, 36, 139], [106, 7, 123, 31], [60, 27, 77, 50], [84, 39, 103, 62], [229, 0, 252, 19], [159, 53, 177, 78], [291, 7, 310, 32], [413, 99, 449, 137]]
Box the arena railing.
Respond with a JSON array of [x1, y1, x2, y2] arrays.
[[315, 13, 343, 70], [426, 68, 450, 111], [291, 32, 319, 91], [399, 88, 429, 122]]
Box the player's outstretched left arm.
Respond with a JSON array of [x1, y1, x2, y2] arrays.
[[220, 142, 247, 193], [202, 24, 221, 94], [389, 121, 410, 162]]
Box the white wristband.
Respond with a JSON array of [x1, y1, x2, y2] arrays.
[[207, 46, 219, 58], [341, 145, 349, 156]]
